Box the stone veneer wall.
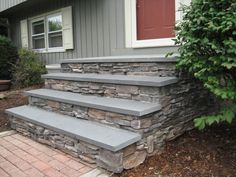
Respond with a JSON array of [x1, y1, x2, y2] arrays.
[[10, 117, 145, 173], [45, 80, 165, 103], [61, 62, 177, 76]]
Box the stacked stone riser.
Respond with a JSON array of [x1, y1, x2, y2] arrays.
[[44, 77, 202, 104], [61, 62, 177, 77], [29, 96, 158, 130], [9, 117, 144, 172], [45, 79, 165, 103]]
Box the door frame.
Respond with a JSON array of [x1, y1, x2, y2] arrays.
[[124, 0, 190, 48]]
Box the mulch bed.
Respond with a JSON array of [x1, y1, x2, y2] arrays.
[[0, 85, 42, 132], [1, 87, 236, 176], [116, 122, 236, 177]]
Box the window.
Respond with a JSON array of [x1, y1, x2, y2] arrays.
[[124, 0, 190, 48], [48, 14, 63, 49], [21, 6, 73, 52], [31, 13, 63, 52], [32, 19, 45, 49]]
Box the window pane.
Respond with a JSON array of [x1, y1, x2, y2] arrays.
[[32, 20, 44, 35], [49, 31, 63, 48], [48, 15, 62, 32], [32, 35, 45, 49]]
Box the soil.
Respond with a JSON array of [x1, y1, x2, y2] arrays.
[[0, 85, 42, 132], [115, 122, 236, 177]]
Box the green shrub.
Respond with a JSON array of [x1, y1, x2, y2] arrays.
[[175, 0, 236, 129], [0, 35, 18, 80], [12, 48, 46, 88]]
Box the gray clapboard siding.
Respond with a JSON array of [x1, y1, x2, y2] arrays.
[[0, 0, 26, 12], [7, 0, 178, 64]]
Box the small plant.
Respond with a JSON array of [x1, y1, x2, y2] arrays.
[[175, 0, 236, 129], [0, 35, 18, 80], [12, 48, 46, 88]]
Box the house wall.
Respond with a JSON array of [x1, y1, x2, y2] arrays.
[[8, 0, 178, 64], [0, 0, 26, 12]]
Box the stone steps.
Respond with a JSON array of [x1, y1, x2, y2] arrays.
[[6, 105, 141, 152], [25, 89, 161, 117], [5, 55, 212, 173], [43, 73, 177, 102], [61, 55, 177, 77]]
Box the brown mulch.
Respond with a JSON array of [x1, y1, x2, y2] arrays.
[[0, 85, 42, 132], [116, 122, 236, 177]]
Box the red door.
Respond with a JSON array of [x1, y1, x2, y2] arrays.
[[137, 0, 175, 40]]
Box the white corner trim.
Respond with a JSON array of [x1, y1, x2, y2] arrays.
[[124, 0, 133, 48], [125, 0, 187, 48]]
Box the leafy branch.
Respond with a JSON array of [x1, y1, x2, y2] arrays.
[[175, 0, 236, 129]]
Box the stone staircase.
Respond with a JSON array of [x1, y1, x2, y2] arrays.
[[6, 55, 212, 173]]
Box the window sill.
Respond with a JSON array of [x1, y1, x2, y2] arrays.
[[130, 38, 176, 48], [33, 48, 66, 53]]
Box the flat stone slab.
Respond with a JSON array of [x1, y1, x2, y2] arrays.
[[46, 64, 61, 69], [6, 105, 141, 152], [61, 55, 178, 64], [25, 89, 162, 116], [42, 73, 178, 87], [46, 64, 61, 74]]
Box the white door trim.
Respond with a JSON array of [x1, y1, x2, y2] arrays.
[[124, 0, 190, 48]]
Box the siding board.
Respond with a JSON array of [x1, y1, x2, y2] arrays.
[[74, 0, 82, 58], [85, 0, 92, 57], [91, 0, 98, 57], [103, 0, 111, 56], [0, 0, 26, 12], [116, 0, 125, 49], [109, 0, 117, 55], [80, 0, 87, 58], [96, 0, 104, 57]]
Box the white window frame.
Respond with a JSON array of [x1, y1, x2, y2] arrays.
[[31, 17, 46, 52], [47, 12, 64, 52], [30, 11, 65, 53], [125, 0, 189, 48]]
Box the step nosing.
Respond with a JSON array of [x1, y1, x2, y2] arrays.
[[25, 89, 161, 116], [42, 73, 178, 87], [6, 106, 142, 152]]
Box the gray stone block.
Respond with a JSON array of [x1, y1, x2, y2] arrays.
[[42, 73, 178, 87], [6, 105, 141, 152], [25, 89, 162, 116]]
